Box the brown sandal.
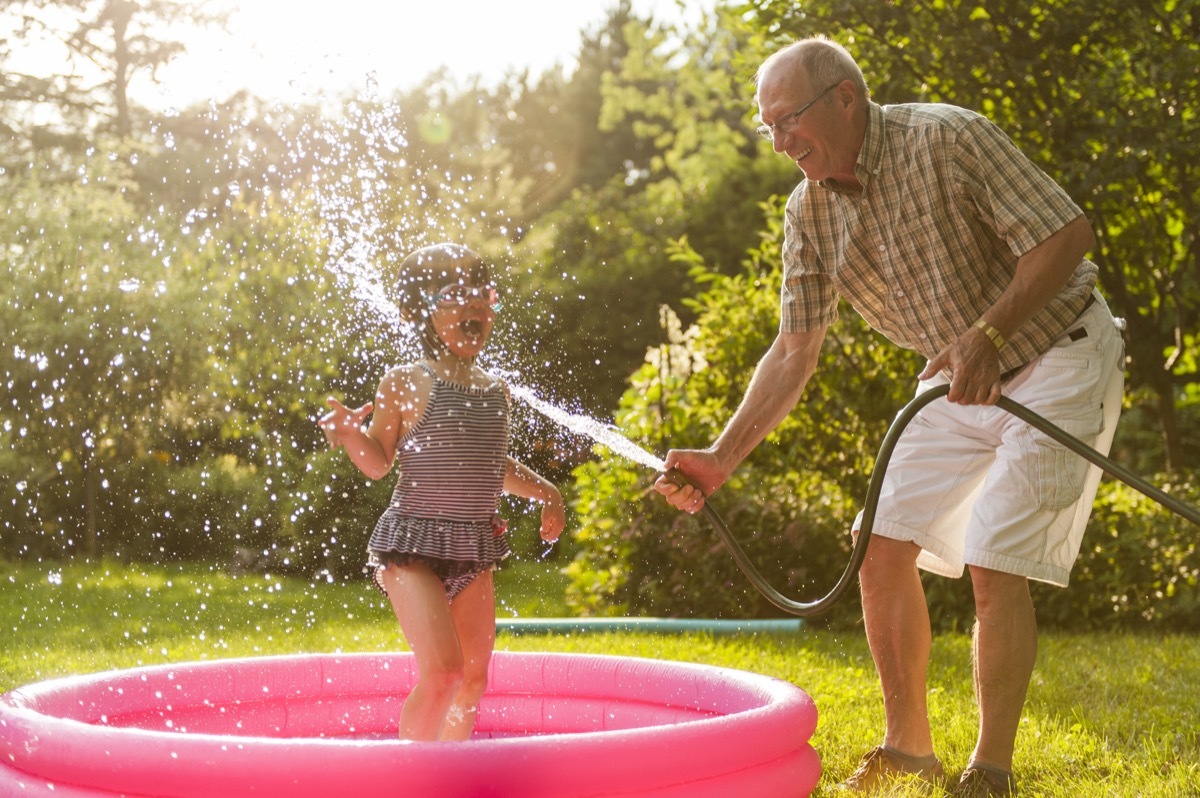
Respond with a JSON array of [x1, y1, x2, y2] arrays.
[[950, 764, 1018, 796], [836, 745, 946, 792]]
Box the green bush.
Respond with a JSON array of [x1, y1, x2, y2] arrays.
[[566, 222, 921, 624], [104, 455, 275, 563], [567, 213, 1200, 631], [1035, 477, 1200, 630]]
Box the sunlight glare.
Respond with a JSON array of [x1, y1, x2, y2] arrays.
[[143, 0, 700, 110]]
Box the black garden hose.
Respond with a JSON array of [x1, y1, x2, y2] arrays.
[[670, 384, 1200, 618]]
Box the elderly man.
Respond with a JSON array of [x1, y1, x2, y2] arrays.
[[655, 36, 1124, 796]]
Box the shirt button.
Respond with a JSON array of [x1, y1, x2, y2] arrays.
[[895, 290, 905, 298], [877, 244, 886, 253]]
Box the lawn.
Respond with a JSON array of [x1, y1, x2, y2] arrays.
[[2, 557, 1198, 796]]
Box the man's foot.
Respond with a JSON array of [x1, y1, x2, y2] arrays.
[[836, 745, 945, 792], [949, 764, 1018, 796]]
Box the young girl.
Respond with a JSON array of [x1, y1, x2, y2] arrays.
[[319, 242, 566, 741]]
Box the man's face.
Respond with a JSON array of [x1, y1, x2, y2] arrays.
[[758, 70, 853, 184]]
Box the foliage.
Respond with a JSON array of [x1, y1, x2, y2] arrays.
[[0, 0, 226, 144], [0, 154, 212, 557], [509, 3, 801, 415], [742, 0, 1200, 471], [1037, 477, 1200, 630], [566, 201, 922, 622], [0, 149, 384, 569]]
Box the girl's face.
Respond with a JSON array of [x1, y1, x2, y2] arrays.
[[427, 278, 499, 359]]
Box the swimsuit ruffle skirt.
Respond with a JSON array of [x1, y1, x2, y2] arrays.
[[365, 368, 511, 596]]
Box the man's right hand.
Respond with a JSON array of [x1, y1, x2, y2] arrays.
[[653, 449, 729, 514]]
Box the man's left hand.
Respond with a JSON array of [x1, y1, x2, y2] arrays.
[[919, 327, 1002, 405]]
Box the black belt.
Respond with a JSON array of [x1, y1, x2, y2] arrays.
[[1065, 293, 1096, 341], [1001, 294, 1096, 381]]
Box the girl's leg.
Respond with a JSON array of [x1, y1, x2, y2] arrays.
[[379, 563, 463, 740], [439, 570, 497, 741]]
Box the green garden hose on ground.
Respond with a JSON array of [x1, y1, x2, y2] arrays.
[[672, 383, 1200, 618], [496, 617, 804, 635]]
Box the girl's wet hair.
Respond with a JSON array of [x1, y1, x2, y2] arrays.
[[393, 243, 491, 357]]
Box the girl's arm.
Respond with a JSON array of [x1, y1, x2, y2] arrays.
[[321, 367, 423, 481], [504, 458, 566, 542]]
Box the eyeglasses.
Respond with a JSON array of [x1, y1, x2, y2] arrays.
[[755, 83, 840, 141], [425, 283, 501, 310]]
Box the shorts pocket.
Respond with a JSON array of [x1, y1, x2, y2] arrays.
[[1037, 350, 1089, 372], [1019, 416, 1100, 511]]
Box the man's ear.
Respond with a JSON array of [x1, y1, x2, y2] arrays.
[[838, 80, 854, 108]]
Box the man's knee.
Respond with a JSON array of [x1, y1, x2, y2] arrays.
[[968, 566, 1030, 616], [859, 536, 923, 592], [861, 535, 920, 569]]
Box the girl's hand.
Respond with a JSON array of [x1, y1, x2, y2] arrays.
[[539, 490, 567, 543], [319, 398, 373, 448]]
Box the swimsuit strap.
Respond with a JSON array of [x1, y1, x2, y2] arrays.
[[417, 361, 502, 393]]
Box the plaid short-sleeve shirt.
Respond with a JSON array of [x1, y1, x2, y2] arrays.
[[780, 102, 1097, 374]]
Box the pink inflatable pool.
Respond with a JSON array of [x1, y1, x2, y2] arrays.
[[0, 652, 821, 797]]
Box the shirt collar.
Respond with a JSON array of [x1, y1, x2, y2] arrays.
[[818, 101, 885, 196]]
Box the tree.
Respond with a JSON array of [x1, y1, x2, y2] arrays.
[[0, 0, 226, 145], [741, 0, 1200, 470], [0, 154, 211, 556], [481, 0, 649, 221], [508, 3, 799, 416]]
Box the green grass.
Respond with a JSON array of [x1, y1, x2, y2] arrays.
[[3, 558, 1198, 796]]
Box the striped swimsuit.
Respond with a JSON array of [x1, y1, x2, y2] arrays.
[[366, 365, 511, 600]]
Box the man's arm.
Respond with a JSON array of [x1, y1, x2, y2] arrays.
[[921, 214, 1096, 405], [655, 326, 827, 512]]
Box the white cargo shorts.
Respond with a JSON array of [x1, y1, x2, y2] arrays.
[[855, 295, 1126, 586]]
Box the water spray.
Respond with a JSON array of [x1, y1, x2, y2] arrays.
[[507, 382, 666, 472], [665, 384, 1200, 618]]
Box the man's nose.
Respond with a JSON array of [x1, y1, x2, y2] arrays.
[[772, 128, 790, 154]]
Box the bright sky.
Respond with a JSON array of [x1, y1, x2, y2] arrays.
[[138, 0, 707, 110]]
